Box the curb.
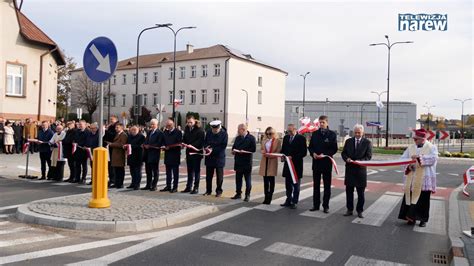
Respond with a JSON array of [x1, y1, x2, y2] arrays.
[[16, 201, 219, 233], [448, 184, 469, 265]]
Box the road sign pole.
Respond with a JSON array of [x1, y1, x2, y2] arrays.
[[99, 82, 104, 148]]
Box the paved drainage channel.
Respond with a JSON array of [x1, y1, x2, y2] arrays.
[[432, 252, 450, 265]]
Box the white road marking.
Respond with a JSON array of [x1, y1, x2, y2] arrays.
[[202, 231, 260, 247], [50, 182, 72, 186], [66, 207, 251, 266], [0, 214, 10, 218], [367, 180, 382, 184], [0, 221, 10, 226], [386, 191, 404, 197], [300, 192, 355, 219], [352, 193, 402, 227], [431, 196, 445, 200], [437, 187, 447, 190], [367, 169, 378, 175], [396, 183, 404, 186], [394, 170, 403, 173], [264, 242, 332, 262], [344, 255, 408, 266], [253, 187, 317, 212], [413, 200, 446, 236], [378, 169, 387, 172], [0, 204, 22, 211], [448, 173, 459, 176], [0, 227, 34, 235], [0, 234, 65, 248]]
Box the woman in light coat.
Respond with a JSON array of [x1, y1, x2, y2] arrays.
[[259, 127, 282, 204], [3, 121, 15, 154]]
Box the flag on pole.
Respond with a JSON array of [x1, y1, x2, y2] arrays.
[[173, 99, 182, 108], [376, 100, 384, 109]]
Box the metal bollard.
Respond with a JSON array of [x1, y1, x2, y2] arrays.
[[88, 147, 111, 208]]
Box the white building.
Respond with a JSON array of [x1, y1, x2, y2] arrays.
[[71, 44, 287, 133]]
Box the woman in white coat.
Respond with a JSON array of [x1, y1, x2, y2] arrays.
[[3, 121, 14, 154]]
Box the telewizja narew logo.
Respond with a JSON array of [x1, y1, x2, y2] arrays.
[[398, 13, 448, 31]]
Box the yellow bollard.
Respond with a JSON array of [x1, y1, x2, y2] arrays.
[[88, 147, 111, 208]]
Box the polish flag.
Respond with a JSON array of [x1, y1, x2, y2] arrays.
[[173, 99, 182, 108]]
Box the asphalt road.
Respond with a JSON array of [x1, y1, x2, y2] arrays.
[[0, 151, 472, 265]]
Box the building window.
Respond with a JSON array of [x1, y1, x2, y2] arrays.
[[257, 116, 262, 121], [214, 64, 220, 76], [111, 95, 116, 107], [190, 90, 196, 104], [122, 74, 126, 84], [143, 73, 148, 84], [169, 91, 173, 104], [213, 117, 219, 121], [179, 90, 185, 104], [201, 89, 207, 104], [143, 93, 148, 106], [112, 75, 116, 85], [153, 93, 158, 105], [153, 72, 158, 83], [6, 64, 24, 96], [258, 91, 262, 104], [104, 96, 108, 106], [169, 68, 174, 79], [258, 76, 263, 87], [122, 94, 126, 106], [191, 66, 196, 78], [213, 89, 220, 104], [133, 73, 137, 84], [180, 67, 186, 79], [201, 65, 208, 77], [201, 117, 207, 127]]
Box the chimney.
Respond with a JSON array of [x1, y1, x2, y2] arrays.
[[186, 44, 194, 54]]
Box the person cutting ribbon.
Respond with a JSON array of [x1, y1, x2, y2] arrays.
[[203, 120, 228, 197]]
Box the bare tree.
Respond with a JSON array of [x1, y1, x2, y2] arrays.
[[71, 72, 101, 120], [57, 53, 76, 119]]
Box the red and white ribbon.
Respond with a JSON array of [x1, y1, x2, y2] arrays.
[[22, 142, 30, 154], [57, 142, 63, 160], [232, 149, 253, 154], [85, 147, 93, 161], [315, 155, 339, 175], [72, 143, 77, 154], [265, 153, 299, 184], [124, 144, 132, 156], [160, 143, 183, 150], [351, 158, 416, 168], [463, 166, 474, 197], [181, 143, 200, 152]]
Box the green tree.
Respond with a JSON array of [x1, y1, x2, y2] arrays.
[[129, 106, 152, 125]]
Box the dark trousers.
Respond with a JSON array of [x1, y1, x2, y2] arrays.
[[14, 140, 22, 154], [129, 165, 142, 188], [285, 176, 301, 204], [108, 149, 115, 184], [50, 161, 65, 181], [263, 176, 275, 201], [346, 186, 365, 213], [166, 164, 179, 189], [398, 191, 431, 222], [206, 167, 224, 194], [235, 169, 252, 196], [313, 170, 332, 209], [114, 167, 125, 188], [66, 157, 75, 180], [145, 162, 159, 189], [73, 158, 88, 182], [39, 151, 51, 178], [186, 156, 202, 190]]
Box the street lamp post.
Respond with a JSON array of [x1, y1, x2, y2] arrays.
[[370, 35, 413, 148], [360, 102, 369, 125], [241, 89, 249, 126], [423, 103, 435, 130], [300, 72, 310, 117], [454, 98, 472, 153], [158, 24, 196, 122], [371, 90, 387, 147]]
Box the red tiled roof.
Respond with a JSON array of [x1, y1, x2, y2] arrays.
[[16, 10, 56, 46]]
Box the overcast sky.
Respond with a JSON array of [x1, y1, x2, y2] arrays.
[[21, 0, 473, 119]]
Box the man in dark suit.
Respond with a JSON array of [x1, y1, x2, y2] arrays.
[[126, 125, 145, 190], [72, 120, 89, 184], [341, 124, 372, 218], [231, 123, 256, 202], [281, 124, 307, 209], [104, 115, 119, 187], [37, 121, 54, 180], [204, 120, 228, 197], [161, 118, 183, 193], [182, 115, 205, 194], [142, 119, 164, 191], [308, 115, 338, 213]]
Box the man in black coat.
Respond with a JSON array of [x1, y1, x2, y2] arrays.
[[341, 124, 372, 218], [104, 115, 119, 187], [12, 121, 23, 154], [142, 119, 164, 191], [73, 120, 89, 184], [281, 124, 307, 209], [182, 115, 205, 194], [63, 122, 76, 182], [126, 125, 145, 190], [308, 115, 338, 213], [161, 118, 183, 193], [37, 121, 54, 180], [85, 123, 100, 185], [0, 117, 4, 154], [204, 120, 228, 197], [231, 124, 256, 202]]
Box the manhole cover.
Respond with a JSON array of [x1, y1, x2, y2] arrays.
[[432, 252, 449, 264]]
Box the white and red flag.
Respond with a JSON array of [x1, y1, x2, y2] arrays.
[[173, 99, 182, 108], [22, 142, 30, 154], [124, 144, 132, 156]]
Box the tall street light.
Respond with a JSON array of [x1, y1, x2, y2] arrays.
[[423, 103, 435, 130], [241, 89, 249, 126], [454, 98, 472, 153], [370, 35, 413, 148], [134, 24, 170, 125], [360, 102, 369, 125], [158, 24, 196, 121], [371, 90, 387, 147], [300, 72, 310, 117]]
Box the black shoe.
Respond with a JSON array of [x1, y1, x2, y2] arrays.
[[323, 208, 329, 214], [160, 187, 171, 192], [190, 188, 199, 194], [181, 188, 191, 193], [39, 176, 46, 180], [126, 185, 134, 189], [115, 185, 124, 189], [170, 188, 178, 193], [357, 212, 364, 218], [280, 203, 291, 207], [150, 187, 157, 191], [215, 193, 222, 198], [47, 177, 53, 180], [419, 221, 426, 227], [244, 195, 250, 202], [87, 181, 92, 185], [309, 207, 319, 212], [133, 187, 140, 190], [343, 211, 353, 216], [290, 204, 297, 209], [231, 194, 242, 200], [141, 186, 151, 190], [64, 178, 73, 182], [203, 192, 211, 196]]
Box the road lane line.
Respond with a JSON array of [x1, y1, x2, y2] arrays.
[[264, 242, 332, 262], [344, 255, 408, 266], [0, 227, 34, 235], [352, 193, 402, 227], [202, 231, 260, 247], [448, 173, 458, 176], [0, 214, 10, 218], [0, 234, 65, 248], [413, 200, 446, 236], [300, 192, 355, 219]]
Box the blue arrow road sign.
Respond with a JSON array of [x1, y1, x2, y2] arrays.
[[83, 36, 118, 83]]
